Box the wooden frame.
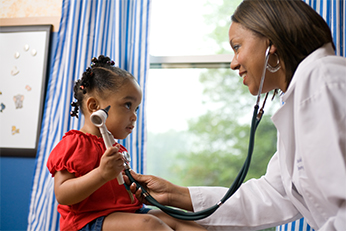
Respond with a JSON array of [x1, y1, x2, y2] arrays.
[[0, 25, 51, 157]]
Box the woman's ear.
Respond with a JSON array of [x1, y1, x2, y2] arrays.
[[86, 97, 99, 113], [269, 43, 277, 54]]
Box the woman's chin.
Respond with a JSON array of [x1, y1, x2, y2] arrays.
[[248, 87, 258, 96]]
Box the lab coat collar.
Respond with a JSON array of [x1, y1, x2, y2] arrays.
[[280, 43, 335, 104], [272, 42, 336, 171], [273, 42, 336, 145]]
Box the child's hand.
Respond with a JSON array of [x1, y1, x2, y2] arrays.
[[98, 144, 124, 182]]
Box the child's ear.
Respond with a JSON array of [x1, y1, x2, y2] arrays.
[[86, 97, 99, 113]]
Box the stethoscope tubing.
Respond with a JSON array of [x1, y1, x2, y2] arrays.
[[124, 104, 263, 220]]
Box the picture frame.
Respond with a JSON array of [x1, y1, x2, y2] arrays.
[[0, 25, 52, 157]]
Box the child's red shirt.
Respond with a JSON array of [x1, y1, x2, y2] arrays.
[[47, 130, 142, 231]]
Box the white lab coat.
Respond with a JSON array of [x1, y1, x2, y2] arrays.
[[189, 43, 346, 231]]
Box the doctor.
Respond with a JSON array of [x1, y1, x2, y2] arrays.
[[126, 0, 346, 230]]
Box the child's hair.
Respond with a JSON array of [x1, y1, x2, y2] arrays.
[[70, 55, 136, 118]]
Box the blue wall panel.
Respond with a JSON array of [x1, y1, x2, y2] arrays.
[[0, 157, 36, 230]]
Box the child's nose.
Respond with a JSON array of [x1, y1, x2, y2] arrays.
[[131, 111, 137, 121]]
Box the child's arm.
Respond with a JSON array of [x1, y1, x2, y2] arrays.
[[54, 145, 124, 205]]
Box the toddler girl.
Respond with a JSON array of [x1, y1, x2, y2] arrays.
[[47, 55, 206, 231]]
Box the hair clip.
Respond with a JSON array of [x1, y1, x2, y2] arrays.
[[91, 57, 97, 67], [79, 85, 87, 94], [107, 60, 115, 66], [70, 111, 78, 118]]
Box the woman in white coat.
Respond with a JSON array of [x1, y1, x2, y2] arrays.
[[126, 0, 346, 230]]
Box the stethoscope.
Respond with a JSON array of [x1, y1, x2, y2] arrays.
[[92, 46, 272, 220]]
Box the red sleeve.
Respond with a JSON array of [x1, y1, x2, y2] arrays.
[[47, 131, 128, 178], [47, 132, 102, 177]]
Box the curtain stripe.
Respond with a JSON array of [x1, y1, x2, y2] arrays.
[[27, 0, 151, 230], [304, 0, 346, 57], [276, 218, 314, 231]]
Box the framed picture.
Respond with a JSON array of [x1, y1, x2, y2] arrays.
[[0, 25, 52, 157]]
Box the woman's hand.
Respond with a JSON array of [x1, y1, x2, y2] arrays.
[[124, 170, 194, 211], [98, 144, 124, 182], [125, 171, 171, 205]]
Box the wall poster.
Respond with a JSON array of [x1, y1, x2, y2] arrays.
[[0, 25, 51, 157]]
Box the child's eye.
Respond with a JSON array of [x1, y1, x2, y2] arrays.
[[125, 102, 131, 109], [233, 45, 240, 52], [135, 106, 139, 112]]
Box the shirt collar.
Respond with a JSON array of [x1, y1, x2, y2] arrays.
[[281, 43, 335, 102]]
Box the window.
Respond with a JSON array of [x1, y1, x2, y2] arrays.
[[149, 0, 235, 56], [146, 0, 278, 189]]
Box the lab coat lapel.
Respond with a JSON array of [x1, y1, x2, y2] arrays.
[[272, 95, 312, 215], [272, 92, 296, 177]]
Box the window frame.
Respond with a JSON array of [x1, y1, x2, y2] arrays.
[[149, 54, 233, 69]]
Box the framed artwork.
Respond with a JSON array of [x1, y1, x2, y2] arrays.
[[0, 25, 52, 157]]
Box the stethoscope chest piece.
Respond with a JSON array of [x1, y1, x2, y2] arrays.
[[122, 151, 131, 163]]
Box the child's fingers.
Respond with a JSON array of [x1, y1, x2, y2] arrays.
[[104, 145, 120, 156]]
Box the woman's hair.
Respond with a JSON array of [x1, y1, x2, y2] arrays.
[[71, 55, 135, 118], [231, 0, 334, 88]]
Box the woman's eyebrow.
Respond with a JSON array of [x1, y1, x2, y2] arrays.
[[229, 39, 235, 47]]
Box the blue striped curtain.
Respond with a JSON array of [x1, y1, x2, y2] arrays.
[[276, 2, 345, 231], [27, 0, 150, 230], [303, 0, 346, 57], [277, 218, 314, 231]]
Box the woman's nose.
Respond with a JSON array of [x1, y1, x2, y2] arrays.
[[230, 54, 240, 70]]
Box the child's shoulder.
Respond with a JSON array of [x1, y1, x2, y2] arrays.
[[51, 130, 104, 156], [63, 130, 128, 151], [60, 130, 104, 145], [63, 130, 101, 140]]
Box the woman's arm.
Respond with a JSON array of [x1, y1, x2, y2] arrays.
[[54, 145, 124, 205], [128, 153, 301, 229]]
